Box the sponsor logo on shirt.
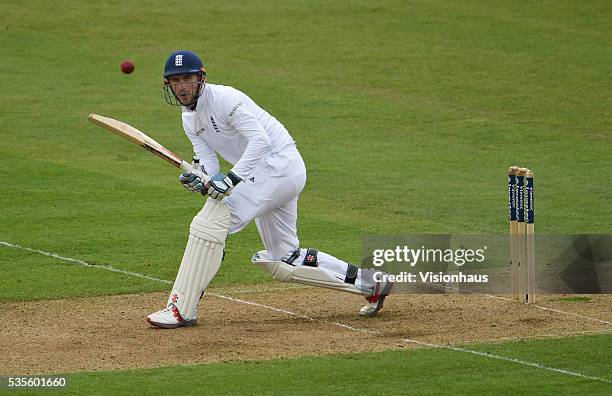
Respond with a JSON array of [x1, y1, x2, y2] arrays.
[[195, 127, 206, 136], [228, 102, 243, 117]]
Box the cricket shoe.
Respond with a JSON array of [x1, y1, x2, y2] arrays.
[[146, 304, 197, 329], [360, 278, 394, 317]]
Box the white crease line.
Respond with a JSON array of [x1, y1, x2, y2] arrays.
[[0, 241, 173, 285], [209, 294, 314, 321], [399, 338, 612, 384], [528, 304, 611, 325], [430, 282, 611, 325], [2, 240, 611, 384], [207, 294, 377, 336], [454, 327, 612, 346]]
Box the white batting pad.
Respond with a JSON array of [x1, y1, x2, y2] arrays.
[[168, 199, 230, 320], [252, 250, 370, 296]]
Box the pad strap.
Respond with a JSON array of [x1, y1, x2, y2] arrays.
[[345, 263, 358, 284], [303, 248, 318, 267], [282, 248, 319, 266], [282, 249, 301, 265]]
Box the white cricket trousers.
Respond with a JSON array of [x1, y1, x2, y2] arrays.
[[223, 148, 352, 282]]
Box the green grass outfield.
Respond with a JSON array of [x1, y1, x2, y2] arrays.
[[1, 0, 610, 394], [7, 334, 605, 395]]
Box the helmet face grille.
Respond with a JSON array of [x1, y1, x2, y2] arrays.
[[163, 84, 180, 106], [163, 78, 204, 107]]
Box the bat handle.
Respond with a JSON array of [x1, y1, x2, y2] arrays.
[[180, 160, 211, 183]]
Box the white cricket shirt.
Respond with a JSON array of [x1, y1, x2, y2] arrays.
[[181, 83, 297, 180]]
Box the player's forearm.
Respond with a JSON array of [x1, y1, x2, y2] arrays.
[[187, 137, 220, 175], [198, 154, 220, 176]]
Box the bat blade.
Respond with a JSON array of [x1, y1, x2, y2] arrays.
[[88, 113, 198, 176]]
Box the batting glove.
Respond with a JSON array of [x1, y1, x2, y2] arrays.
[[179, 169, 207, 193], [206, 171, 241, 200]]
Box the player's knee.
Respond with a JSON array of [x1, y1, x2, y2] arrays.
[[190, 200, 231, 243], [251, 250, 292, 282], [251, 249, 367, 296]]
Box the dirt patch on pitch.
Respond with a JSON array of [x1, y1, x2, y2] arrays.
[[2, 286, 611, 374]]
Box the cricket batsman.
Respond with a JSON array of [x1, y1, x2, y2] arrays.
[[147, 50, 393, 328]]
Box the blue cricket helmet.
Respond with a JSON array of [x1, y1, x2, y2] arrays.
[[163, 50, 206, 107], [164, 50, 204, 78]]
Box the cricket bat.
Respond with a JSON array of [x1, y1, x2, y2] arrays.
[[88, 114, 207, 182]]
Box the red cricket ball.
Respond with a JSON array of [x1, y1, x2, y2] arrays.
[[120, 59, 135, 74]]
